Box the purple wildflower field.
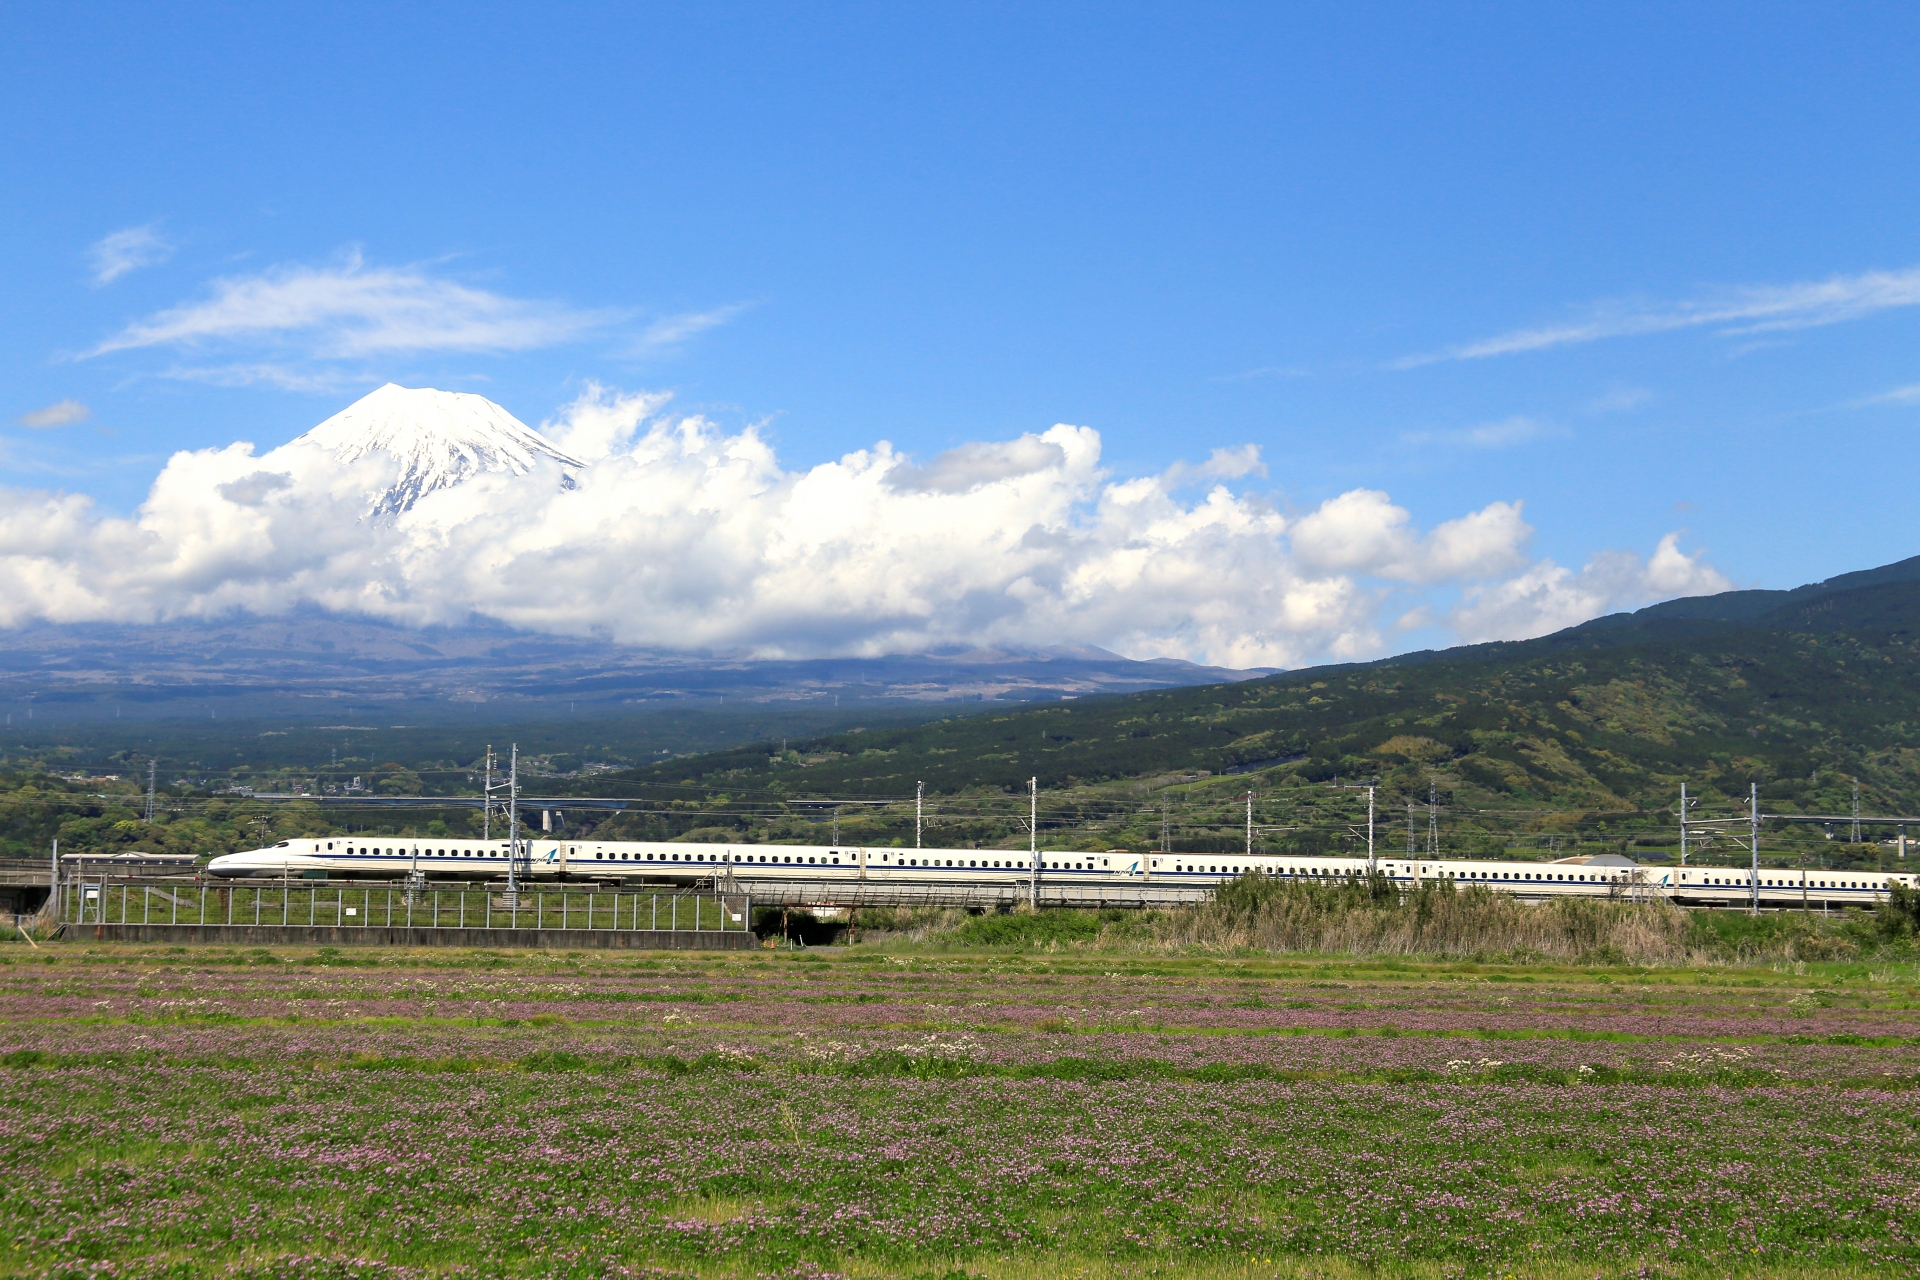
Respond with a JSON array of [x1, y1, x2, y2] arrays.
[[1, 945, 1917, 1279]]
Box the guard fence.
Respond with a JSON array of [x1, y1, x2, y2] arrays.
[[57, 874, 751, 936]]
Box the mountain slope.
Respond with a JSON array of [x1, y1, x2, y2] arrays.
[[579, 562, 1920, 854]]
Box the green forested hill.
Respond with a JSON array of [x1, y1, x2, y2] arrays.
[[576, 565, 1920, 865]]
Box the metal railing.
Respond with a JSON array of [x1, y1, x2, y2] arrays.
[[59, 875, 751, 934]]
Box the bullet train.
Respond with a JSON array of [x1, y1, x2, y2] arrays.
[[204, 837, 1919, 906]]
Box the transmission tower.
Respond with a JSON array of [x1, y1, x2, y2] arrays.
[[142, 759, 157, 824]]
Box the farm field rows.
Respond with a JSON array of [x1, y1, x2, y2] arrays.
[[2, 945, 1917, 1279]]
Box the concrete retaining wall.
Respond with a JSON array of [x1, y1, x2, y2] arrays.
[[63, 923, 757, 950]]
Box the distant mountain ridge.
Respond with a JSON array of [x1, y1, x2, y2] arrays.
[[0, 614, 1276, 724]]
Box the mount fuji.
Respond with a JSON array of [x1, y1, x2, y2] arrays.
[[297, 383, 584, 516]]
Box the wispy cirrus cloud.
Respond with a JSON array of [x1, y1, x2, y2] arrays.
[[1208, 364, 1310, 383], [1847, 381, 1920, 408], [161, 363, 372, 394], [89, 225, 173, 285], [1397, 265, 1920, 367], [85, 250, 624, 363], [629, 303, 755, 354], [15, 399, 90, 428], [1402, 415, 1568, 449]]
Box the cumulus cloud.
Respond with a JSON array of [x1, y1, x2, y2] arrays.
[[0, 386, 1731, 667], [15, 399, 90, 428], [1448, 533, 1732, 644], [85, 250, 620, 361], [89, 225, 173, 285], [1400, 264, 1920, 366]]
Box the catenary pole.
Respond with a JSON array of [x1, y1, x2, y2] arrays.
[[1367, 784, 1376, 877], [916, 781, 923, 849], [1245, 790, 1253, 857], [1029, 777, 1039, 910], [1679, 782, 1688, 866], [1750, 782, 1761, 917], [507, 744, 520, 901]]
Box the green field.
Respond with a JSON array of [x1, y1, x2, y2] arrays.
[[3, 938, 1917, 1279]]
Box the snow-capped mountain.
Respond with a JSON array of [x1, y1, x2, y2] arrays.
[[296, 383, 584, 515]]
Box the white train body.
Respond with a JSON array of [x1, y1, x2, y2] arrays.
[[204, 838, 1917, 906]]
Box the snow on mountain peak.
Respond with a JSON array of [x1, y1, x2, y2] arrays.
[[296, 383, 584, 515]]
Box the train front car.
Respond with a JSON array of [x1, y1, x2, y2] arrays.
[[206, 840, 330, 879]]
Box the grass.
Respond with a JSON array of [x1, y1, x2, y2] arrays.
[[0, 943, 1916, 1278]]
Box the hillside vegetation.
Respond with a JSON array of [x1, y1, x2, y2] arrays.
[[573, 562, 1920, 866]]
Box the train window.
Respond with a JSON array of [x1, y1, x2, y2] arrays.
[[832, 857, 840, 864], [596, 852, 603, 860]]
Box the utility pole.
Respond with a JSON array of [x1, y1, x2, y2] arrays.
[[143, 759, 157, 824], [1029, 777, 1039, 910], [1749, 782, 1761, 917], [916, 781, 923, 850]]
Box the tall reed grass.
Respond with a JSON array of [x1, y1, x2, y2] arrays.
[[1155, 873, 1692, 963]]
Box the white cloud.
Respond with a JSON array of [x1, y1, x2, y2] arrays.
[[15, 399, 90, 428], [1448, 533, 1732, 644], [1402, 416, 1567, 449], [89, 225, 173, 285], [0, 387, 1730, 667], [1401, 265, 1920, 366], [85, 250, 621, 362], [1288, 490, 1533, 585]]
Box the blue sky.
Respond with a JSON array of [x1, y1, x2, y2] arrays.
[[4, 3, 1920, 660]]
